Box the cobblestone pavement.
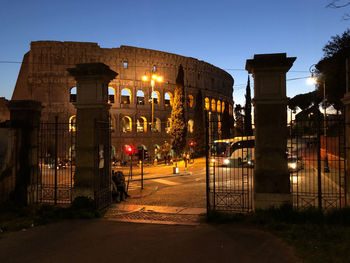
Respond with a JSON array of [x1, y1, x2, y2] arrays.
[[105, 204, 206, 225]]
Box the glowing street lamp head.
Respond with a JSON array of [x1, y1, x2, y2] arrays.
[[141, 75, 148, 81], [152, 74, 157, 80], [307, 73, 317, 85], [156, 76, 163, 82]]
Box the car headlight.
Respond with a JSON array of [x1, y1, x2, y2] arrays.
[[224, 159, 230, 165], [289, 163, 297, 169]]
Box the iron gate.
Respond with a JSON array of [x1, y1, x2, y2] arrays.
[[94, 120, 111, 210], [32, 117, 75, 204], [289, 112, 346, 210], [206, 117, 254, 212]]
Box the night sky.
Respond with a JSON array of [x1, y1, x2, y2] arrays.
[[0, 0, 348, 105]]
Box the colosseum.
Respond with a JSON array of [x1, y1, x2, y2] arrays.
[[12, 41, 234, 160]]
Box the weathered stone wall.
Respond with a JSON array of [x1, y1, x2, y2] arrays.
[[12, 41, 234, 158]]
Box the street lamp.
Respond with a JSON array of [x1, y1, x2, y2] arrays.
[[309, 65, 330, 173], [141, 72, 163, 162]]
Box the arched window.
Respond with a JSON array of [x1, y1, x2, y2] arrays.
[[205, 97, 210, 111], [110, 115, 115, 132], [229, 104, 233, 115], [121, 116, 132, 132], [70, 87, 77, 103], [188, 119, 194, 133], [108, 87, 115, 103], [211, 99, 216, 112], [217, 100, 221, 113], [188, 95, 194, 108], [166, 118, 171, 133], [137, 90, 145, 105], [154, 118, 161, 132], [152, 91, 160, 104], [222, 101, 225, 113], [164, 92, 173, 107], [218, 121, 222, 134], [121, 88, 131, 104], [69, 115, 76, 132], [137, 116, 147, 133]]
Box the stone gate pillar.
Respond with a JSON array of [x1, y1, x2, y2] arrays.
[[246, 53, 296, 209], [8, 100, 42, 206], [67, 63, 117, 200]]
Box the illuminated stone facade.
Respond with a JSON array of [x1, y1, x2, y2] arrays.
[[12, 41, 234, 159]]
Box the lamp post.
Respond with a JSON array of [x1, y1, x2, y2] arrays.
[[141, 72, 163, 163], [309, 65, 330, 173]]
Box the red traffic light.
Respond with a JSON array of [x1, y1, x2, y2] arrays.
[[125, 145, 134, 156], [189, 141, 195, 147]]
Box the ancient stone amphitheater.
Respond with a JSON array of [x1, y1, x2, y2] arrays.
[[12, 41, 234, 160]]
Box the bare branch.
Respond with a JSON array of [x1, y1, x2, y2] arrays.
[[326, 0, 350, 8]]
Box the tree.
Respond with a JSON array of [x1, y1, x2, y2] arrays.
[[327, 1, 350, 20], [288, 91, 322, 112], [316, 29, 350, 110], [192, 89, 205, 156], [244, 76, 253, 136], [170, 64, 187, 162], [234, 104, 244, 136], [221, 101, 234, 138]]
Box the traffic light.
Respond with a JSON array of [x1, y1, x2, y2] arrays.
[[125, 145, 135, 156], [189, 141, 195, 148], [144, 149, 148, 160], [137, 146, 144, 160]]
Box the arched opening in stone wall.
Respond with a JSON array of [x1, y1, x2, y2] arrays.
[[69, 115, 76, 132], [121, 116, 132, 132], [154, 117, 161, 132], [166, 118, 171, 133], [152, 91, 160, 104], [108, 87, 116, 103], [211, 99, 216, 112], [188, 119, 194, 133], [217, 100, 221, 113], [110, 115, 115, 132], [164, 92, 173, 107], [229, 104, 233, 115], [121, 88, 131, 104], [188, 94, 194, 108], [137, 116, 147, 133], [222, 101, 225, 113], [137, 90, 145, 105], [205, 97, 210, 111], [70, 87, 77, 103]]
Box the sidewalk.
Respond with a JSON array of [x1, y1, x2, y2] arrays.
[[0, 219, 300, 263]]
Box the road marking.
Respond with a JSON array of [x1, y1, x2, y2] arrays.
[[152, 179, 180, 185]]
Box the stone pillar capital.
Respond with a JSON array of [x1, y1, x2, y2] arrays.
[[245, 53, 296, 74]]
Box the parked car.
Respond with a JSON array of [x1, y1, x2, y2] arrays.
[[288, 156, 304, 172]]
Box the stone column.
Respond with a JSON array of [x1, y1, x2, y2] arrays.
[[246, 53, 296, 209], [67, 63, 117, 200], [341, 93, 350, 206], [8, 100, 42, 206]]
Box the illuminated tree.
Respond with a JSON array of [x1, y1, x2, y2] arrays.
[[170, 64, 187, 161]]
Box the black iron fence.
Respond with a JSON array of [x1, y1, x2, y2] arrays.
[[32, 117, 75, 204], [206, 116, 254, 212], [289, 113, 346, 210]]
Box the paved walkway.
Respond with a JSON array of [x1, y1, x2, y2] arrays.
[[0, 219, 300, 263], [105, 204, 206, 225]]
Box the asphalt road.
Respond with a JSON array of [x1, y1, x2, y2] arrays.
[[0, 220, 300, 263]]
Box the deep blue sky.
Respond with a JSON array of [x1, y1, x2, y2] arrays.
[[0, 0, 348, 105]]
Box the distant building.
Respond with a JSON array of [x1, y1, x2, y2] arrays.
[[12, 41, 234, 159]]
